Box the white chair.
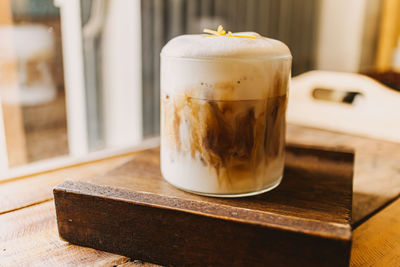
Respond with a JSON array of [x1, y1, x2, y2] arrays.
[[287, 70, 400, 143]]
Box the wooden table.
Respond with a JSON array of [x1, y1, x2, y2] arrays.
[[1, 124, 400, 266]]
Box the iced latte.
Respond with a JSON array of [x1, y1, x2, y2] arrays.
[[160, 30, 292, 197]]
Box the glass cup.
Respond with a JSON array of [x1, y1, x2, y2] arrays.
[[160, 54, 291, 197]]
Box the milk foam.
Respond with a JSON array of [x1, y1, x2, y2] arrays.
[[161, 32, 291, 59], [161, 55, 291, 100]]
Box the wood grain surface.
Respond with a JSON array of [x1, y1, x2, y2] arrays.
[[287, 124, 400, 224], [0, 201, 130, 266], [54, 144, 354, 266], [351, 197, 400, 266], [0, 123, 399, 266], [0, 154, 135, 215], [2, 194, 399, 266], [90, 145, 354, 227], [0, 137, 160, 215], [1, 124, 399, 226]]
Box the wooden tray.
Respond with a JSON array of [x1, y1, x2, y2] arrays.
[[54, 144, 354, 267]]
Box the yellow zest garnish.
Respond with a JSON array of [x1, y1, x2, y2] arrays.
[[204, 25, 225, 35], [203, 25, 256, 39]]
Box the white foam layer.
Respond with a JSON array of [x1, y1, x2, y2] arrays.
[[161, 56, 291, 100], [161, 32, 291, 59]]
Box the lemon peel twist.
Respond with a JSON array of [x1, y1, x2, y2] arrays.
[[203, 25, 256, 39]]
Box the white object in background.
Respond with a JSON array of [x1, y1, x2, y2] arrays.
[[102, 0, 143, 147], [287, 71, 400, 143], [0, 25, 56, 105], [54, 0, 89, 156], [393, 37, 400, 72], [0, 98, 9, 174]]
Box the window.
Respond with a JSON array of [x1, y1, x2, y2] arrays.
[[0, 0, 384, 179]]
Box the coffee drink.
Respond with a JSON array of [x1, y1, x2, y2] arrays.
[[160, 32, 291, 197]]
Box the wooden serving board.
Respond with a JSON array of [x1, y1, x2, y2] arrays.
[[54, 144, 354, 267]]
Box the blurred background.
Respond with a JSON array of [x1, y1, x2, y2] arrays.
[[0, 0, 399, 178]]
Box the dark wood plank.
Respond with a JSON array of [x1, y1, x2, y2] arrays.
[[54, 144, 354, 267], [3, 193, 399, 266]]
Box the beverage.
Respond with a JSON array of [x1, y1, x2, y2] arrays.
[[160, 31, 292, 197]]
